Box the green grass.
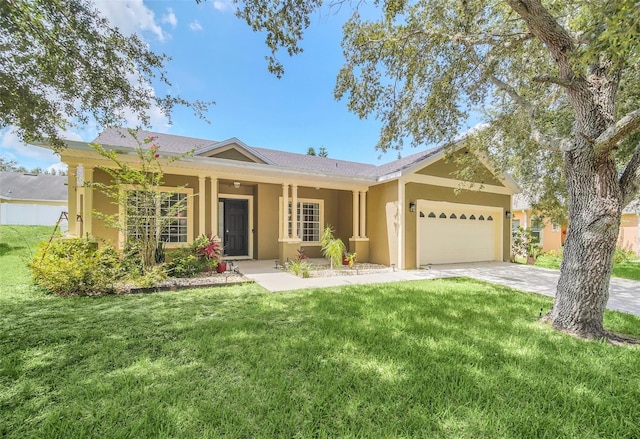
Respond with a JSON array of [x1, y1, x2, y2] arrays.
[[527, 252, 640, 281], [2, 226, 640, 438]]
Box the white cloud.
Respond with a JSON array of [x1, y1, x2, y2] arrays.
[[162, 8, 177, 29], [47, 162, 68, 174], [93, 0, 166, 41], [212, 0, 234, 12], [0, 128, 59, 164], [189, 20, 203, 32]]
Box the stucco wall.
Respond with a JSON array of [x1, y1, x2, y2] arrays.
[[367, 180, 399, 266], [255, 183, 280, 260], [618, 213, 639, 255], [416, 149, 505, 187]]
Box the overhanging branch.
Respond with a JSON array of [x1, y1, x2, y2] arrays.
[[595, 108, 640, 156], [532, 75, 579, 88]]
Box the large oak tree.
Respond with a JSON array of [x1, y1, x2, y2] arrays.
[[235, 0, 640, 339], [0, 0, 210, 149]]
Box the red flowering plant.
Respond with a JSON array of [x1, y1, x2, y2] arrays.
[[192, 233, 223, 272]]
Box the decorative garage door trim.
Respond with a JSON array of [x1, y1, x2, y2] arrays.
[[416, 200, 504, 266]]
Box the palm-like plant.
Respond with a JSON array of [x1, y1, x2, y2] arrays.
[[321, 226, 346, 271]]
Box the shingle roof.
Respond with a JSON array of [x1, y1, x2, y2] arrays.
[[0, 172, 67, 201], [92, 128, 444, 179], [93, 128, 216, 154]]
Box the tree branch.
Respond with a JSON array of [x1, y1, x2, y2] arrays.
[[619, 141, 640, 207], [532, 75, 579, 88], [594, 108, 640, 156]]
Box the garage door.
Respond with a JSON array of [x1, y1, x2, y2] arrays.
[[418, 205, 501, 265]]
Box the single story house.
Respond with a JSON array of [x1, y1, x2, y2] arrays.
[[0, 171, 67, 226], [512, 194, 639, 255], [49, 128, 520, 269]]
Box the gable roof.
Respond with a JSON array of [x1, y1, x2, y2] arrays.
[[0, 172, 67, 201]]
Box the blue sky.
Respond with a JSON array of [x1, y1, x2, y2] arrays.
[[0, 0, 458, 171]]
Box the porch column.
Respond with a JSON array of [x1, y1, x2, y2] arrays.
[[83, 166, 93, 237], [198, 176, 206, 237], [352, 190, 359, 238], [67, 165, 77, 236], [291, 184, 298, 239], [210, 178, 218, 237], [281, 183, 289, 239], [359, 190, 367, 238]]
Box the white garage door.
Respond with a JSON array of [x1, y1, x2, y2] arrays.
[[418, 204, 501, 265]]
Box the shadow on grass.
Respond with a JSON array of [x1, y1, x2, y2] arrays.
[[0, 242, 25, 257], [1, 280, 640, 438]]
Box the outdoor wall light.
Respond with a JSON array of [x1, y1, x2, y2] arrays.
[[409, 202, 416, 212], [505, 210, 512, 219], [233, 182, 241, 189]]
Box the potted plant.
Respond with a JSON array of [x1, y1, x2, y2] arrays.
[[344, 252, 357, 269]]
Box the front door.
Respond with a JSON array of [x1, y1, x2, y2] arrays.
[[223, 199, 248, 256]]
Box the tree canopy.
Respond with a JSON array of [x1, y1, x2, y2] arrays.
[[236, 0, 640, 339], [0, 0, 210, 150]]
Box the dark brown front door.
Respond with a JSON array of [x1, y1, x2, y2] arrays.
[[223, 199, 248, 256]]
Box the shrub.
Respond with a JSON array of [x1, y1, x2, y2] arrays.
[[29, 238, 122, 296], [613, 246, 635, 264], [166, 247, 206, 278], [321, 226, 346, 270]]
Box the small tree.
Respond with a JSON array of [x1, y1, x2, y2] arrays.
[[321, 225, 346, 270], [88, 130, 193, 273]]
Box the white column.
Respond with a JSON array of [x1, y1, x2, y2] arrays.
[[360, 190, 367, 238], [210, 178, 218, 237], [352, 190, 359, 238], [198, 176, 206, 237], [83, 166, 93, 237], [67, 165, 77, 236], [291, 184, 298, 240], [282, 183, 289, 239]]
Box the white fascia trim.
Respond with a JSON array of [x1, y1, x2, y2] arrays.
[[404, 174, 514, 195]]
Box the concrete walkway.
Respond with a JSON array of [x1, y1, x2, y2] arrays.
[[236, 260, 640, 316]]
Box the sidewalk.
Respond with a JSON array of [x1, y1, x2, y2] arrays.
[[235, 260, 640, 316]]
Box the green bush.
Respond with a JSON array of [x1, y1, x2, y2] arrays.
[[29, 238, 122, 296], [613, 246, 635, 264], [166, 247, 206, 278]]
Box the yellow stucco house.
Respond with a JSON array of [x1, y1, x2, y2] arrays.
[[512, 194, 640, 255], [52, 128, 520, 269]]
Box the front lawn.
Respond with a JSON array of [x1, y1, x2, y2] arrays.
[[2, 226, 640, 437], [533, 252, 640, 280]]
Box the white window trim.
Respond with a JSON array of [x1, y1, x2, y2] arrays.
[[118, 185, 194, 249], [279, 197, 325, 245], [551, 222, 560, 233]]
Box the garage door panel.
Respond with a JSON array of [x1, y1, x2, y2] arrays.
[[418, 207, 500, 265]]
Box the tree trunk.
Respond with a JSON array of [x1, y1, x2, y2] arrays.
[[549, 89, 622, 338]]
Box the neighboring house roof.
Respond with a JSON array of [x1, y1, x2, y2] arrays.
[[514, 192, 640, 215], [90, 128, 518, 189], [624, 199, 640, 215], [512, 193, 532, 211], [0, 172, 67, 201]]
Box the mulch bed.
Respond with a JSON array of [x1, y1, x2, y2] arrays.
[[115, 271, 252, 294]]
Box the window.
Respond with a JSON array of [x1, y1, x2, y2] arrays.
[[512, 219, 521, 232], [530, 217, 543, 245], [124, 188, 191, 246], [287, 199, 322, 242], [552, 222, 560, 232]]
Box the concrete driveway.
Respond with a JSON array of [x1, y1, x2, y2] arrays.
[[236, 260, 640, 316]]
